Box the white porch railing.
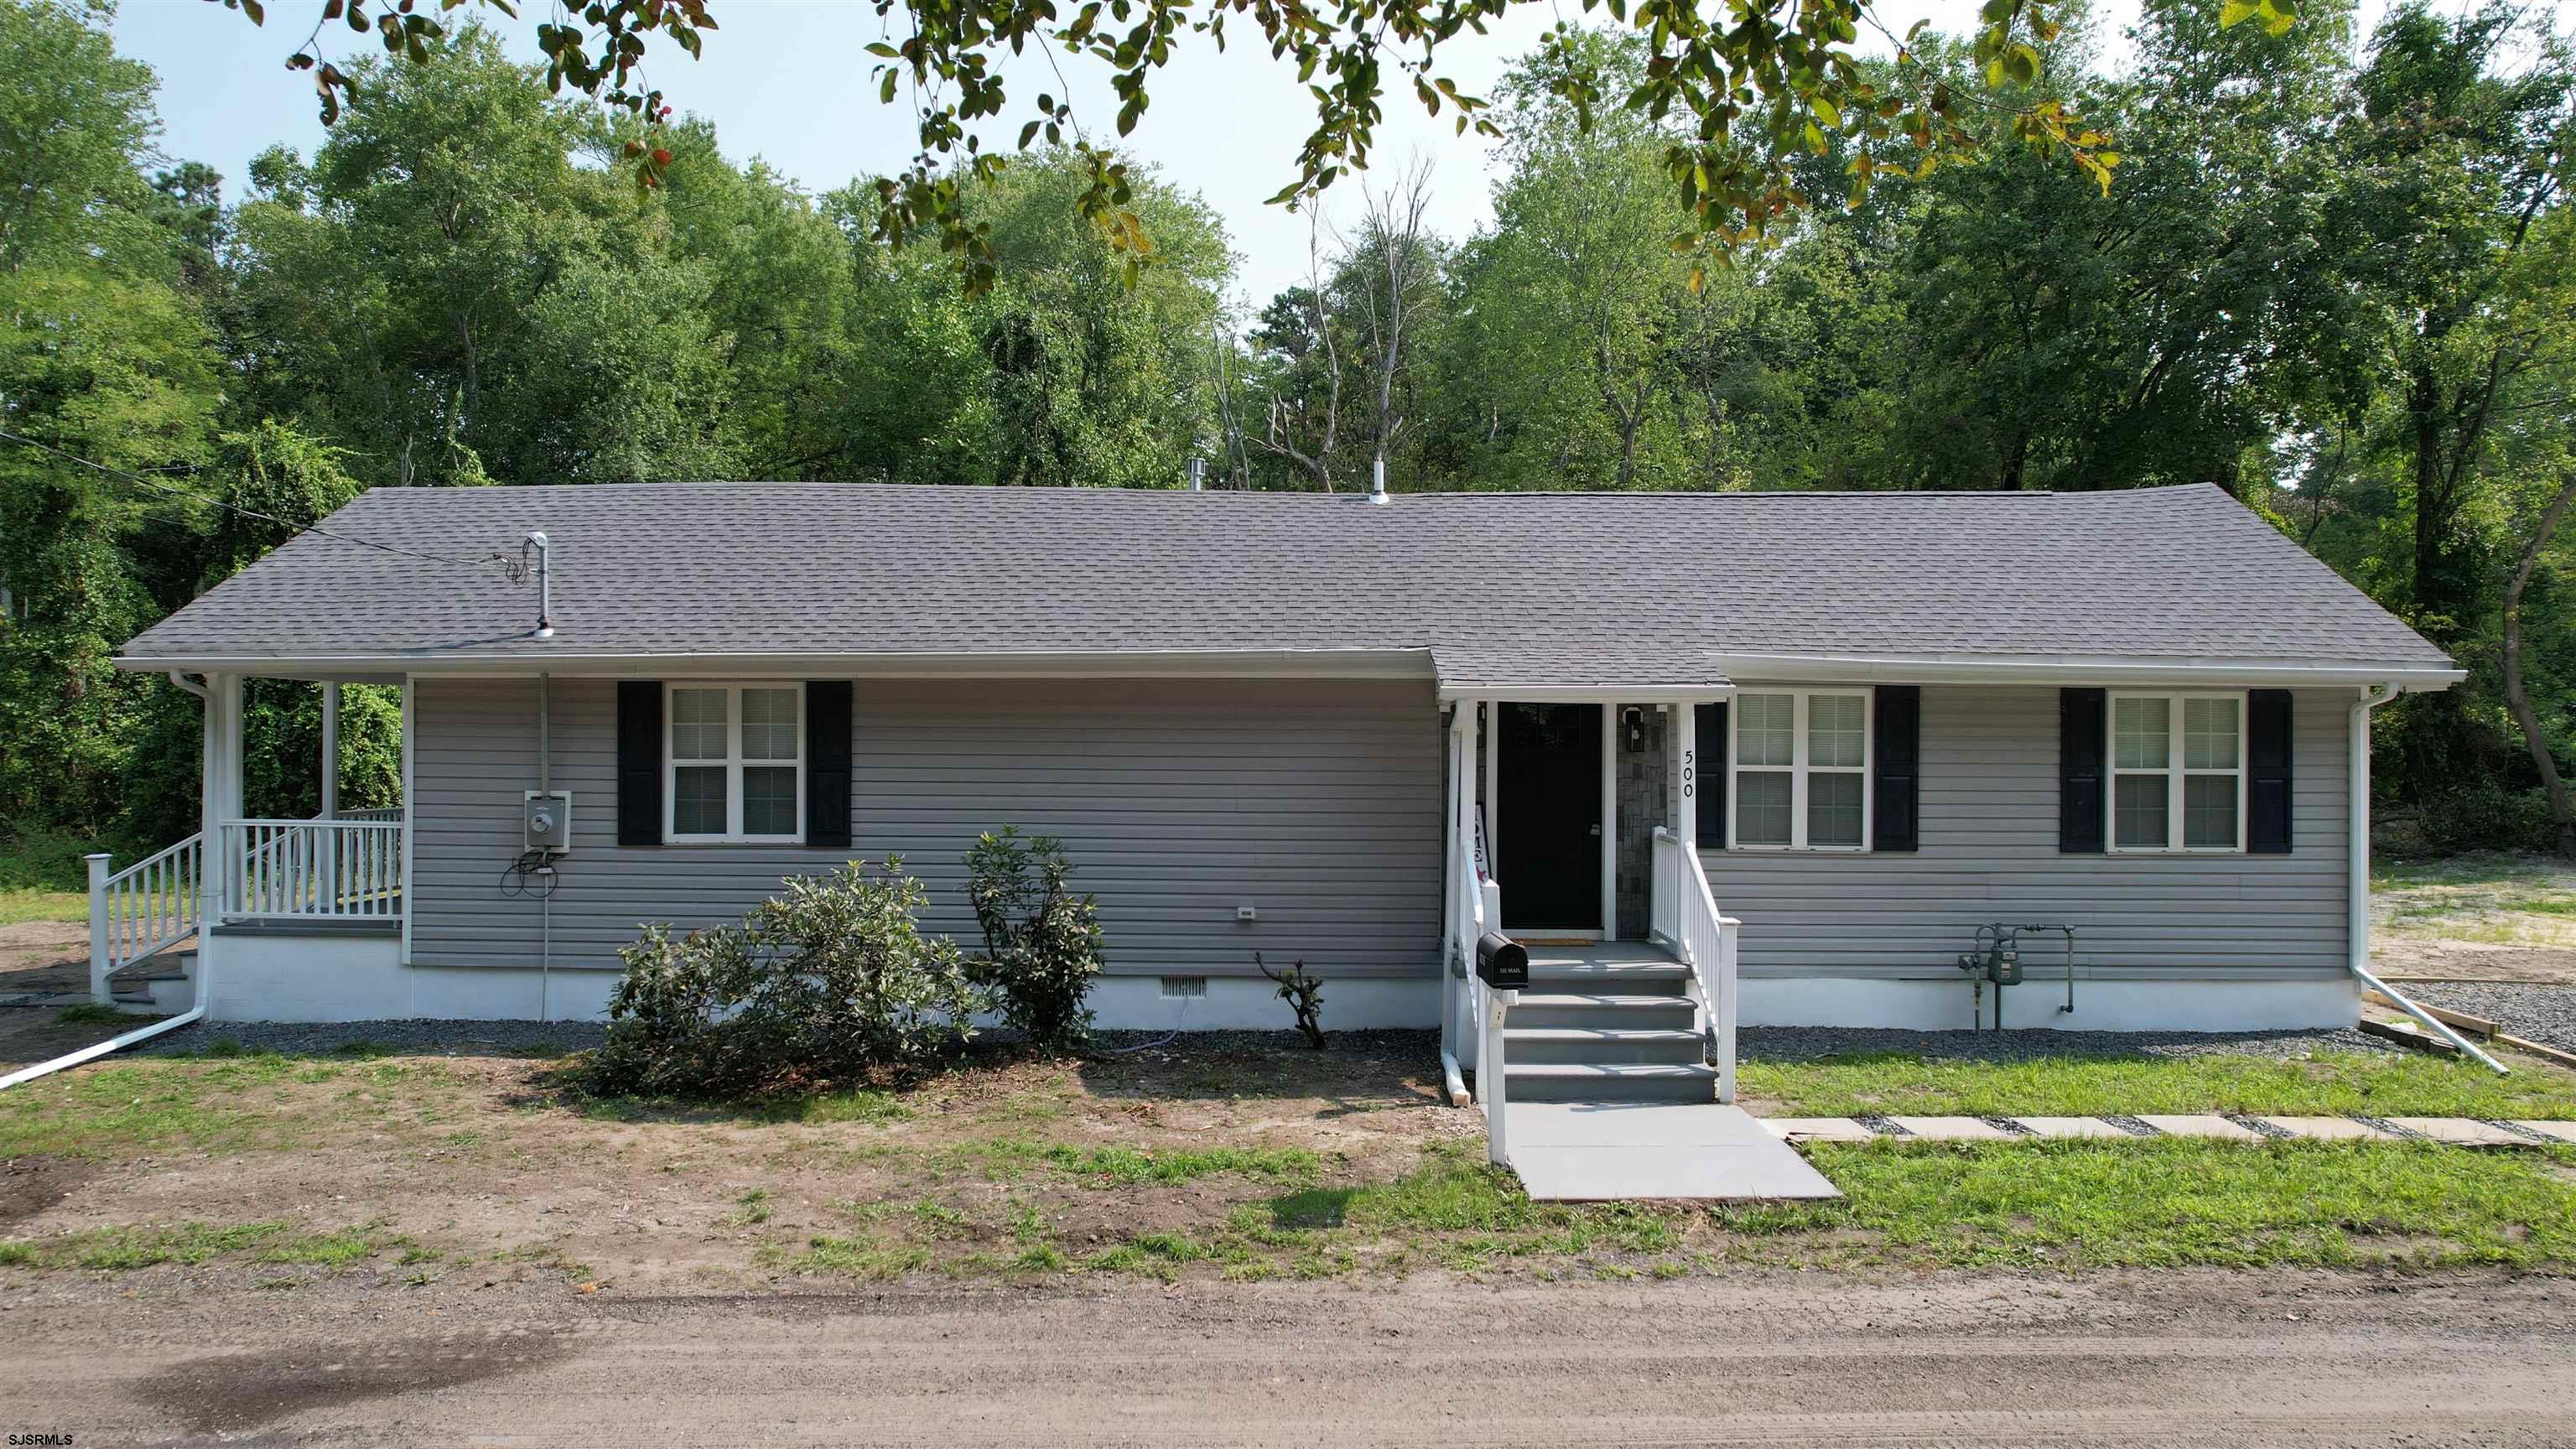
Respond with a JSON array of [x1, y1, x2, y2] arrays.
[[220, 818, 404, 922], [86, 835, 205, 1002], [1651, 826, 1740, 1104]]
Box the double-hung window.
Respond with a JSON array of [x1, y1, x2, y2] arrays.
[[1731, 690, 1871, 851], [2108, 692, 2244, 853], [666, 683, 804, 843]]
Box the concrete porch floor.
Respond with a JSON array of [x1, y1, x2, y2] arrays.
[[1505, 1101, 1842, 1202]]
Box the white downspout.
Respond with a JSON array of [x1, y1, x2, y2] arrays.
[[2346, 683, 2507, 1074], [2, 674, 219, 1090]]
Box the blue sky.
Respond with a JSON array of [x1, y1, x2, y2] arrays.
[[109, 0, 2385, 304]]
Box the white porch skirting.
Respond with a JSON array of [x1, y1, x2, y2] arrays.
[[1738, 975, 2360, 1033], [188, 941, 2351, 1034]]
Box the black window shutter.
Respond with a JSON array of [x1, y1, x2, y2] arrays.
[[1694, 702, 1727, 849], [2059, 688, 2106, 853], [616, 682, 662, 847], [2247, 689, 2293, 854], [806, 680, 853, 849], [1873, 686, 1921, 852]]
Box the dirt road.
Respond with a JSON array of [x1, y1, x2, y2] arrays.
[[7, 1270, 2571, 1446]]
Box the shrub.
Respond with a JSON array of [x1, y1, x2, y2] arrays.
[[2411, 780, 2565, 858], [1254, 952, 1326, 1048], [589, 859, 983, 1097], [965, 827, 1104, 1052]]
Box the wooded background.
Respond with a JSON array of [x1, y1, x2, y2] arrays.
[[2, 0, 2570, 878]]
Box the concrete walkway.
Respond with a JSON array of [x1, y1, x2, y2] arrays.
[[1506, 1102, 1842, 1201], [1761, 1114, 2576, 1145]]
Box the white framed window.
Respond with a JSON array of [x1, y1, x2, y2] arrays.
[[2107, 691, 2244, 854], [1729, 689, 1871, 851], [665, 683, 804, 843]]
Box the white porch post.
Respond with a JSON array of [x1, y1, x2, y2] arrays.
[[202, 673, 243, 924], [86, 853, 112, 1004], [1600, 702, 1617, 941], [1676, 702, 1698, 849], [319, 683, 340, 819], [1483, 700, 1499, 877]]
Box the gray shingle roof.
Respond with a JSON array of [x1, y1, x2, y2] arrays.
[[117, 480, 2454, 686]]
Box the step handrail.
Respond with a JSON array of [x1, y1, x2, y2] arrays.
[[1650, 826, 1739, 1104], [87, 834, 205, 1004]]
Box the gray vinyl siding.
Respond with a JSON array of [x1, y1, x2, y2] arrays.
[[1697, 685, 2350, 979], [408, 676, 1441, 979]]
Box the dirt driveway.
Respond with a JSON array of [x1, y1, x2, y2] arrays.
[[8, 1268, 2571, 1446]]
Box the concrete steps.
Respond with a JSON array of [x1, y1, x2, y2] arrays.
[[1500, 942, 1708, 1104], [1504, 1026, 1705, 1066], [109, 948, 195, 1015], [1504, 1061, 1720, 1103]]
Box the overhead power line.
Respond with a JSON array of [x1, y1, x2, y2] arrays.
[[0, 427, 517, 569]]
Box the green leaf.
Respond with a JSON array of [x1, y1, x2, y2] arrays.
[[1810, 94, 1840, 128], [2218, 0, 2260, 27]]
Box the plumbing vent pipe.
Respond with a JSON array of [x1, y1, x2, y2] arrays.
[[1188, 457, 1205, 491], [528, 531, 553, 639], [1370, 457, 1389, 505]]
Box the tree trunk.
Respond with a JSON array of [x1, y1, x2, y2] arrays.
[[2409, 363, 2452, 640], [2503, 469, 2576, 858]]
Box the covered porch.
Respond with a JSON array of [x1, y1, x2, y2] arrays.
[[1436, 688, 1831, 1200], [86, 672, 407, 1013]]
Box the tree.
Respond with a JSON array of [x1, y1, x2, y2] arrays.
[[1252, 226, 1347, 491], [2332, 2, 2574, 642], [1345, 160, 1443, 490], [2502, 460, 2576, 856], [1456, 37, 1696, 491], [0, 0, 219, 840], [210, 0, 2132, 298]]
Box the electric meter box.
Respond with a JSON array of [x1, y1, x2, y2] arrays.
[[522, 791, 572, 854]]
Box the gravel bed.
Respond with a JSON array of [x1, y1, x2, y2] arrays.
[[2346, 1113, 2423, 1141], [2382, 980, 2576, 1057], [131, 1018, 608, 1059], [1981, 1115, 2038, 1136], [1854, 1114, 1907, 1136], [2223, 1112, 2295, 1140], [2100, 1114, 2160, 1136], [1739, 1024, 2393, 1065]]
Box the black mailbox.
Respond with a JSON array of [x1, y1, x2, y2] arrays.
[[1475, 932, 1530, 990]]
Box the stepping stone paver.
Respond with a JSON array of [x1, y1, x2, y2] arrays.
[[2134, 1114, 2265, 1141], [2010, 1116, 2132, 1140], [2261, 1116, 2393, 1142], [1759, 1117, 1874, 1142], [2385, 1117, 2530, 1147], [2506, 1119, 2576, 1144], [1884, 1115, 2014, 1141]]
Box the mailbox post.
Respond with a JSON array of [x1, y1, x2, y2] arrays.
[[1475, 932, 1529, 1166]]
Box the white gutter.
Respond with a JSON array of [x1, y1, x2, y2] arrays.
[[113, 646, 1442, 680], [1439, 683, 1736, 704], [2345, 683, 2507, 1075], [1701, 652, 2466, 690]]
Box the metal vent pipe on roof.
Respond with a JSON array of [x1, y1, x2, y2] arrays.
[[527, 531, 553, 639], [1370, 457, 1389, 505]]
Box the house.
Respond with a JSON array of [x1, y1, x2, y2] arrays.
[[96, 480, 2458, 1107]]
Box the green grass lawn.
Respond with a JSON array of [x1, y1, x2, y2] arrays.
[[0, 828, 105, 925], [772, 1136, 2576, 1280], [2372, 851, 2576, 948], [0, 888, 86, 926], [1741, 1047, 2576, 1119]]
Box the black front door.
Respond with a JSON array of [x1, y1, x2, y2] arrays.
[[1496, 703, 1602, 932]]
